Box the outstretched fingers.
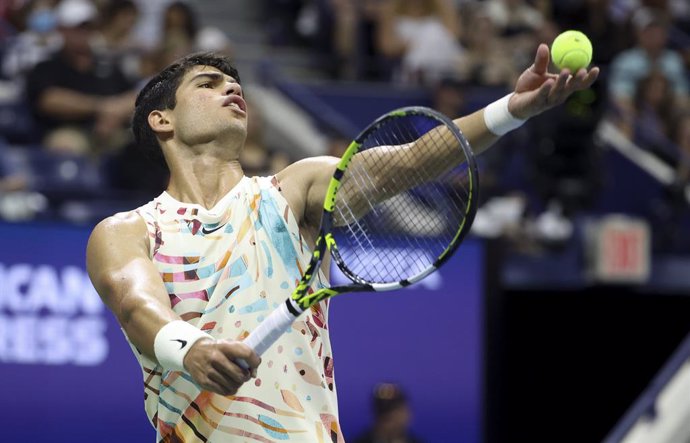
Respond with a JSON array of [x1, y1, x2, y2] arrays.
[[581, 66, 600, 88], [542, 66, 600, 105], [563, 66, 600, 93]]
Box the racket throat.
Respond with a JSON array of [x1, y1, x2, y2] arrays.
[[285, 297, 302, 317]]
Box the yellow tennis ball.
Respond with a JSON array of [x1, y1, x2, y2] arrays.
[[551, 30, 593, 72]]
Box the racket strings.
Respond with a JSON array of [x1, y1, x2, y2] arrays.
[[333, 114, 473, 284], [340, 150, 458, 277]]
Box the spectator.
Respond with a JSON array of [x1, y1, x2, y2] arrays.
[[611, 0, 690, 27], [375, 0, 465, 85], [330, 0, 354, 76], [608, 7, 688, 117], [126, 0, 169, 49], [457, 4, 519, 88], [629, 70, 680, 162], [25, 0, 137, 155], [2, 0, 62, 80], [160, 1, 197, 58], [1, 0, 33, 36], [142, 1, 232, 76], [481, 0, 544, 71], [262, 0, 305, 47], [92, 0, 142, 81], [484, 0, 544, 37], [353, 383, 423, 443], [295, 0, 400, 80]]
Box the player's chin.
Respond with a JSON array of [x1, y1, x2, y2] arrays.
[[224, 120, 247, 138]]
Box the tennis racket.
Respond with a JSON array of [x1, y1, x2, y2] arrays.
[[238, 106, 478, 366]]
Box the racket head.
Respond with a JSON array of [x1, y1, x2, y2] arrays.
[[246, 108, 477, 355], [323, 106, 479, 290]]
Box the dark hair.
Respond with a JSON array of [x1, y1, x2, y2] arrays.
[[372, 383, 407, 417], [131, 52, 240, 164]]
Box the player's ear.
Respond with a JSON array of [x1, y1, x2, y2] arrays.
[[148, 110, 173, 135]]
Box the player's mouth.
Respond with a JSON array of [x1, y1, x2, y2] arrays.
[[222, 95, 246, 113]]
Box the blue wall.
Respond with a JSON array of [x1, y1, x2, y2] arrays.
[[330, 240, 484, 442], [0, 222, 484, 443]]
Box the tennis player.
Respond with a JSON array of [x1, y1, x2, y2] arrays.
[[86, 45, 597, 442]]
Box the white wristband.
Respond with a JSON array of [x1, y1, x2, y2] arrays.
[[154, 320, 213, 372], [483, 93, 526, 136]]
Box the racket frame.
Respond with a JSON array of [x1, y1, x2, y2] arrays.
[[291, 106, 478, 311], [240, 106, 479, 362]]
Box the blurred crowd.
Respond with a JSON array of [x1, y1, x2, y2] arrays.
[[266, 0, 690, 249], [0, 0, 689, 246], [0, 0, 288, 221]]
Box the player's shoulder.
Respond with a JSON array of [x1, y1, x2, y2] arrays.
[[275, 156, 339, 184], [86, 211, 151, 281], [89, 210, 148, 245]]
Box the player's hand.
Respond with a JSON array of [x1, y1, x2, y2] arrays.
[[183, 338, 261, 396], [508, 43, 599, 120]]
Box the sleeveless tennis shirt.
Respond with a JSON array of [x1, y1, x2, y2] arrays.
[[132, 175, 343, 443]]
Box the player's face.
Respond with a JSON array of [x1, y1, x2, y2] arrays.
[[169, 65, 248, 147]]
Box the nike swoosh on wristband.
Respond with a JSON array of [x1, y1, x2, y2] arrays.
[[201, 224, 225, 235], [172, 339, 187, 349]]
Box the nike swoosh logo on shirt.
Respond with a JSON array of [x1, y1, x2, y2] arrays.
[[201, 224, 225, 235]]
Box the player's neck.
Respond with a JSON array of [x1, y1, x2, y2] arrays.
[[166, 154, 245, 210]]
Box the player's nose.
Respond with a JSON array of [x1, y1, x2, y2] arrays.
[[224, 82, 242, 97]]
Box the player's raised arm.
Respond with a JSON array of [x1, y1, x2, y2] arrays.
[[86, 213, 260, 395], [455, 44, 597, 155], [279, 44, 599, 229], [466, 42, 600, 148], [348, 43, 600, 201]]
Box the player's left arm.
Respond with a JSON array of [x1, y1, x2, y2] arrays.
[[351, 43, 600, 184], [277, 44, 599, 229], [338, 44, 599, 214]]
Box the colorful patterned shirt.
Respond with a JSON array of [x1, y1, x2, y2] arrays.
[[132, 175, 343, 443]]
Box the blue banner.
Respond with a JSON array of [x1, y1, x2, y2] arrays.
[[329, 240, 484, 442], [0, 222, 482, 443]]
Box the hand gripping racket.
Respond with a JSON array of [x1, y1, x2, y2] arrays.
[[238, 106, 478, 367]]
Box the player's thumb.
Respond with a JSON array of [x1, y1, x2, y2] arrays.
[[532, 43, 550, 74]]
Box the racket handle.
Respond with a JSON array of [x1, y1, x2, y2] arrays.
[[235, 301, 296, 370]]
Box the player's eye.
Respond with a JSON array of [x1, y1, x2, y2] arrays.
[[199, 83, 212, 89]]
